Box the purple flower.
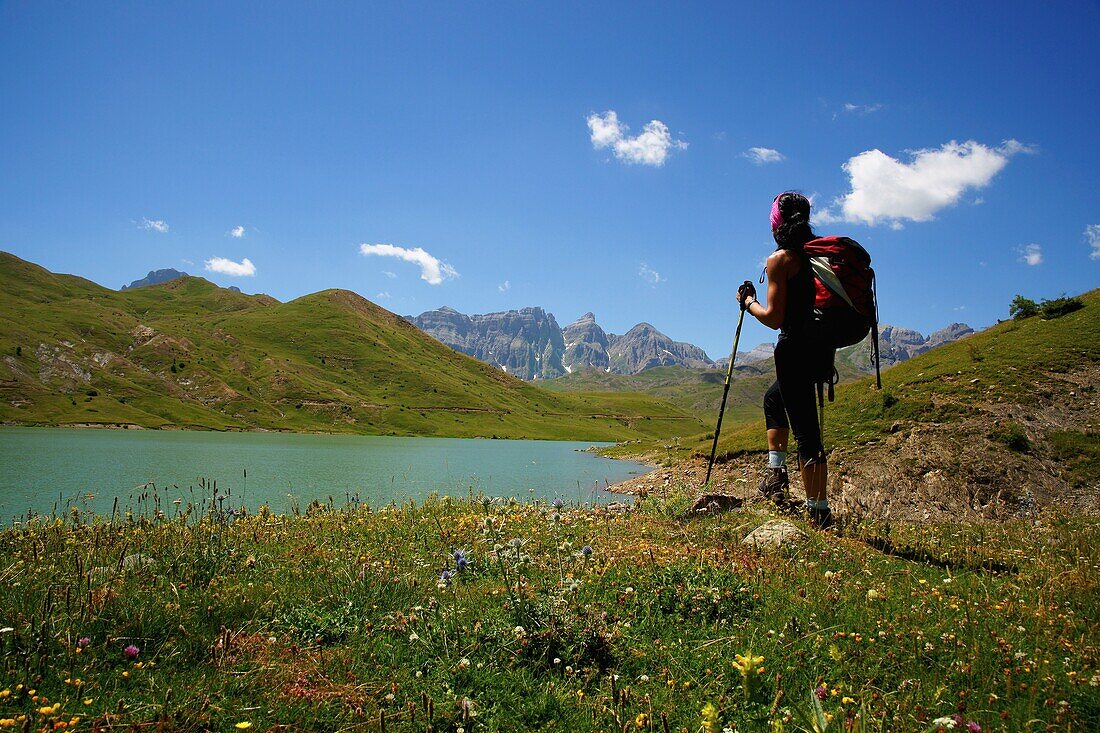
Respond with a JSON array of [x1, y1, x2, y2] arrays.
[[77, 637, 91, 648], [815, 685, 827, 701], [440, 570, 453, 585], [581, 545, 593, 558], [123, 644, 140, 659], [453, 550, 469, 572], [552, 497, 564, 509], [967, 723, 981, 733]]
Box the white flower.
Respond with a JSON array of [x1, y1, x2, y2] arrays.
[[457, 657, 470, 670], [932, 716, 957, 728], [513, 625, 526, 639], [409, 632, 419, 642]]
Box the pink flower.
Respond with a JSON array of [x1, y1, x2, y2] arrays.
[[77, 637, 91, 648], [967, 723, 981, 733], [123, 644, 140, 659], [816, 685, 827, 700]]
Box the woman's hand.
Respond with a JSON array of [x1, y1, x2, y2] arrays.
[[736, 281, 757, 307]]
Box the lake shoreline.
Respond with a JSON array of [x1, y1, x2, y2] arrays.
[[0, 426, 651, 517]]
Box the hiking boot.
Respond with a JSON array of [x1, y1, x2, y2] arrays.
[[807, 505, 834, 531], [757, 466, 789, 503]]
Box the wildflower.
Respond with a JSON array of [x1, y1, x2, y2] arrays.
[[866, 589, 881, 601], [581, 545, 593, 558], [83, 700, 92, 706], [733, 651, 765, 700], [967, 723, 981, 733], [77, 637, 91, 648], [553, 497, 564, 509], [123, 644, 139, 660], [409, 632, 419, 642], [457, 658, 470, 670], [842, 696, 855, 705], [932, 717, 957, 729], [635, 712, 648, 728], [700, 702, 719, 733], [815, 685, 827, 701], [235, 723, 252, 730], [453, 550, 469, 572], [439, 570, 453, 586], [513, 626, 526, 639]]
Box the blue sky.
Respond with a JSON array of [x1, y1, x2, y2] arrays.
[[2, 1, 1098, 359]]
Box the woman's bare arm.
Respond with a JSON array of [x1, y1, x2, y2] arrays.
[[738, 250, 794, 330]]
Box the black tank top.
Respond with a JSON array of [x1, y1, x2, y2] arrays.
[[780, 251, 815, 337]]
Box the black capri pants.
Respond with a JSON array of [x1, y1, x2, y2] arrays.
[[762, 334, 833, 465]]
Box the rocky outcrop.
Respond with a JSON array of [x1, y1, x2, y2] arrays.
[[407, 307, 567, 380], [562, 313, 611, 373], [121, 269, 188, 290], [607, 323, 713, 374], [716, 342, 775, 369]]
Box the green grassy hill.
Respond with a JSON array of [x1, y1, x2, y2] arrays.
[[0, 253, 703, 440], [544, 357, 865, 426], [592, 289, 1098, 510], [705, 288, 1099, 460]]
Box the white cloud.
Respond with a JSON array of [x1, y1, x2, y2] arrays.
[[743, 147, 785, 165], [1018, 243, 1043, 266], [229, 225, 245, 238], [375, 291, 391, 300], [204, 256, 256, 277], [843, 102, 883, 115], [498, 280, 511, 292], [383, 271, 397, 279], [1086, 224, 1100, 260], [586, 110, 687, 167], [819, 139, 1031, 227], [358, 243, 458, 285], [140, 218, 169, 233], [639, 262, 664, 285]]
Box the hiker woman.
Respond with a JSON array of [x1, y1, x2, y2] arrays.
[[735, 192, 833, 528]]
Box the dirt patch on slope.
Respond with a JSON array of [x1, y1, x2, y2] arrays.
[[614, 364, 1100, 522]]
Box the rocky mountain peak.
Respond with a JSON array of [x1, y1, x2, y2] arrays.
[[121, 268, 188, 290]]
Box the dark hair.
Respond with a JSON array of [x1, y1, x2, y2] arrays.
[[772, 192, 815, 251]]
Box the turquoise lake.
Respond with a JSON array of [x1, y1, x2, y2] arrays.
[[0, 427, 650, 520]]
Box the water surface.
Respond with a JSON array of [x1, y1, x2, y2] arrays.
[[0, 427, 649, 519]]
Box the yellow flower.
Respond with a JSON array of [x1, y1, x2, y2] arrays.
[[0, 721, 15, 729], [842, 696, 856, 705], [635, 712, 649, 728], [83, 699, 93, 706], [700, 702, 719, 733], [235, 723, 252, 730]]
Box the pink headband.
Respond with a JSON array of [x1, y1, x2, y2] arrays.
[[770, 193, 788, 231]]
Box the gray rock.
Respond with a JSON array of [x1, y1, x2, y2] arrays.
[[607, 323, 713, 374], [838, 322, 976, 372], [408, 307, 567, 380], [742, 520, 806, 550], [562, 312, 611, 373], [121, 269, 188, 290]]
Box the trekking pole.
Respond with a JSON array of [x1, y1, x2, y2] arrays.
[[703, 281, 752, 487]]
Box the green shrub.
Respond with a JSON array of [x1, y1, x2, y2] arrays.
[[991, 421, 1031, 452], [1009, 294, 1039, 319], [1039, 295, 1084, 320]]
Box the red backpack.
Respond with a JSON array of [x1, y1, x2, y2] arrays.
[[803, 236, 882, 389]]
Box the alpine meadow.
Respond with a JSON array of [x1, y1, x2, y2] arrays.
[[1, 3, 1099, 733]]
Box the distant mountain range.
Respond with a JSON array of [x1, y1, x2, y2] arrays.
[[837, 322, 976, 373], [409, 305, 975, 381], [406, 308, 715, 379], [122, 269, 242, 294]]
